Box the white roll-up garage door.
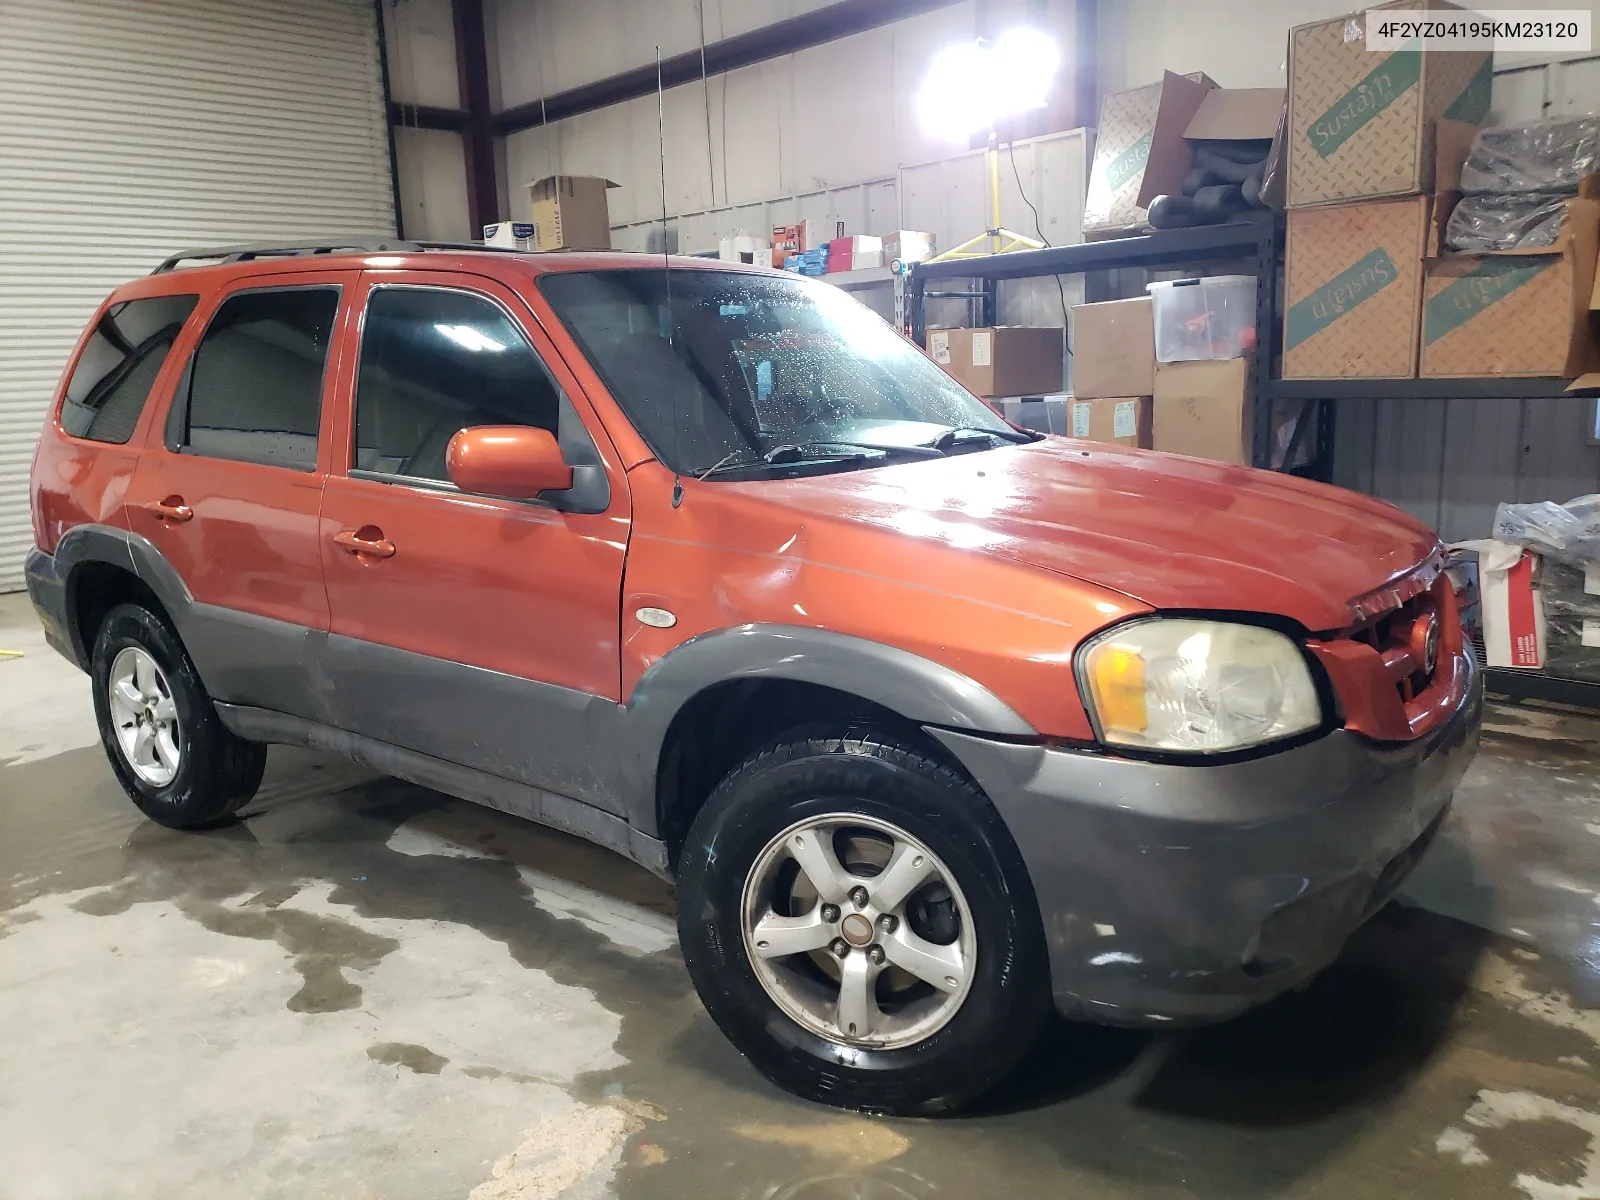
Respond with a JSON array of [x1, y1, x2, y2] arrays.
[[0, 0, 396, 591]]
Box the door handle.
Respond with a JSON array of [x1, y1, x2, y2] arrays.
[[333, 528, 396, 559], [142, 497, 193, 524]]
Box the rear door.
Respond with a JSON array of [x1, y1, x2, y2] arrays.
[[317, 269, 632, 809], [128, 271, 356, 722]]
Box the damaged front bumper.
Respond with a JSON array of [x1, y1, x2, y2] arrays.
[[932, 654, 1483, 1026]]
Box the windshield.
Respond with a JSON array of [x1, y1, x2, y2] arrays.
[[539, 268, 1017, 476]]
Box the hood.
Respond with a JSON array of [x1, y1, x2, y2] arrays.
[[742, 439, 1437, 633]]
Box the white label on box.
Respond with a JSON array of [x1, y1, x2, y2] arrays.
[[1585, 619, 1600, 648], [1072, 402, 1091, 438], [1587, 562, 1600, 596], [971, 330, 992, 367], [929, 331, 950, 364], [1113, 401, 1137, 439]]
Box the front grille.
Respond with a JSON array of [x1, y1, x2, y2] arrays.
[[1346, 590, 1441, 710], [1307, 566, 1463, 742]]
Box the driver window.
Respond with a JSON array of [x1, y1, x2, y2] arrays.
[[353, 286, 560, 481]]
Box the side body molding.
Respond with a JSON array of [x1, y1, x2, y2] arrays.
[[618, 623, 1038, 834], [51, 523, 335, 725]]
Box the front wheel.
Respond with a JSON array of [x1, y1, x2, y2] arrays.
[[676, 726, 1050, 1115]]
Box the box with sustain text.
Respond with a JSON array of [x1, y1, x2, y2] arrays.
[[1084, 72, 1217, 235], [1287, 1, 1490, 207], [927, 327, 1064, 399], [1421, 194, 1600, 379], [1283, 195, 1432, 378], [527, 175, 618, 251], [1070, 297, 1155, 399]]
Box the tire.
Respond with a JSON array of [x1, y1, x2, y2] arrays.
[[90, 602, 266, 829], [676, 724, 1050, 1115]]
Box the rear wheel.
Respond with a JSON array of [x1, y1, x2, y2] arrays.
[[676, 725, 1050, 1115], [90, 603, 266, 829]]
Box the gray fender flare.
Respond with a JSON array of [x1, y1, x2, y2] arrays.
[[52, 524, 194, 665], [619, 623, 1036, 835]]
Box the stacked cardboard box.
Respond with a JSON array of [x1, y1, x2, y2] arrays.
[[927, 327, 1064, 398], [1068, 297, 1154, 447], [1281, 1, 1490, 379]]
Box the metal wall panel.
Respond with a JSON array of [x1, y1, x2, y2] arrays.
[[1332, 399, 1600, 542], [0, 0, 395, 591]]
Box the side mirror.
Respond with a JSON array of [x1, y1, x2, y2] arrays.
[[446, 426, 573, 499]]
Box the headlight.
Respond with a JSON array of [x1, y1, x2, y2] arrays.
[[1077, 619, 1322, 754]]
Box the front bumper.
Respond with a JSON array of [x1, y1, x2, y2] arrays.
[[24, 548, 81, 670], [933, 655, 1483, 1026]]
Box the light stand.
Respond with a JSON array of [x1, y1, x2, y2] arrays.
[[926, 131, 1047, 264]]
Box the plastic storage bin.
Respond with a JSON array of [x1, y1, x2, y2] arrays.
[[1146, 275, 1257, 362]]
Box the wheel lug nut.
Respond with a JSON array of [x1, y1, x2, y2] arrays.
[[831, 938, 850, 958], [867, 945, 885, 965], [877, 914, 898, 934], [849, 886, 869, 908], [820, 903, 841, 923]]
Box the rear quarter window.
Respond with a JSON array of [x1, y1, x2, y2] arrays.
[[61, 294, 198, 443]]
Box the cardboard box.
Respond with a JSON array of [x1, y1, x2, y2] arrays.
[[1284, 195, 1432, 378], [1084, 71, 1217, 234], [527, 175, 617, 251], [1070, 396, 1152, 447], [883, 230, 935, 267], [1152, 358, 1250, 464], [927, 327, 1065, 398], [772, 219, 840, 264], [1287, 1, 1491, 207], [1184, 87, 1285, 142], [1070, 298, 1155, 398], [1479, 546, 1544, 668], [483, 221, 534, 250], [1421, 194, 1600, 379], [827, 235, 883, 273]]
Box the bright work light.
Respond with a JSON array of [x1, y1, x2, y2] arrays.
[[914, 28, 1061, 143]]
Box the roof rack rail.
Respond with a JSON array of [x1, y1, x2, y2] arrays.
[[150, 239, 536, 274]]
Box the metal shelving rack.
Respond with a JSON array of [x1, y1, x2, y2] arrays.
[[906, 219, 1600, 708], [903, 213, 1308, 475]]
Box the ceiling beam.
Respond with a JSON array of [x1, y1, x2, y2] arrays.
[[388, 102, 470, 132], [494, 0, 966, 136]]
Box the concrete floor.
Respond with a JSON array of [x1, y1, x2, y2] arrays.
[[5, 592, 1600, 1199]]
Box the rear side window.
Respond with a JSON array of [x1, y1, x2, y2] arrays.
[[181, 287, 340, 470], [62, 294, 198, 443], [352, 286, 560, 481]]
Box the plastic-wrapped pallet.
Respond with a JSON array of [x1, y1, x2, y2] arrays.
[[1545, 614, 1600, 682]]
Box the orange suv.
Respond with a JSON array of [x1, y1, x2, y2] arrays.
[[27, 242, 1481, 1114]]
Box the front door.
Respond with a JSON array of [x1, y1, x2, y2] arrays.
[[318, 270, 631, 810], [128, 272, 355, 721]]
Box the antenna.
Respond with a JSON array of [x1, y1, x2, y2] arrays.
[[657, 45, 684, 508]]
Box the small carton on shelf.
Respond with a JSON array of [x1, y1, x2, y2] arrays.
[[527, 175, 618, 251], [1069, 297, 1154, 398], [927, 327, 1065, 398], [1287, 0, 1490, 207], [827, 235, 883, 273], [772, 219, 839, 265], [1084, 71, 1217, 235], [1421, 191, 1600, 379], [483, 222, 534, 250], [1152, 358, 1250, 465], [883, 230, 935, 267], [1070, 396, 1152, 448]]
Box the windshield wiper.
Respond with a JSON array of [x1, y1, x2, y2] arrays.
[[696, 440, 942, 481], [927, 424, 1038, 451]]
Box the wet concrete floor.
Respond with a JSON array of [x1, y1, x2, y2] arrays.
[[5, 590, 1600, 1198]]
